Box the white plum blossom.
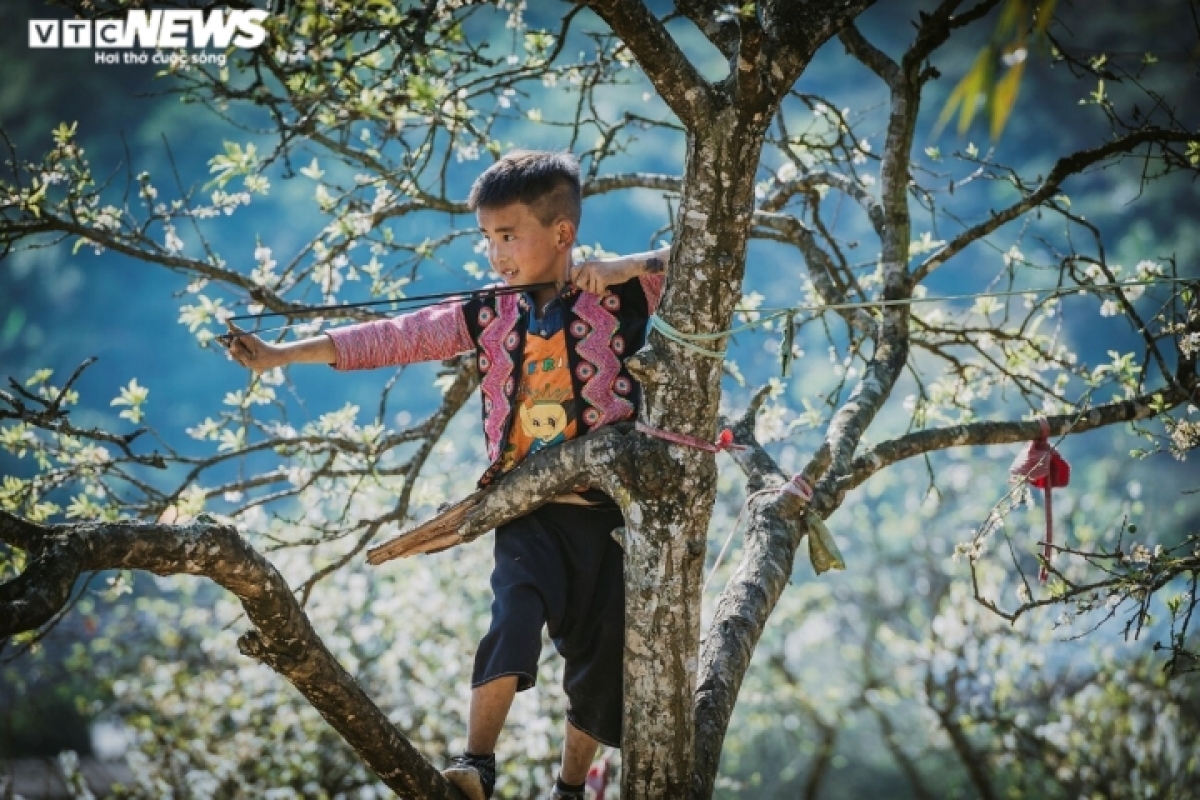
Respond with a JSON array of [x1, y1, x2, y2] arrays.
[[164, 224, 184, 254], [210, 190, 251, 215], [455, 142, 481, 162], [94, 206, 122, 232], [1084, 262, 1115, 283], [1003, 245, 1025, 268], [1135, 259, 1164, 279], [852, 138, 871, 164], [349, 211, 374, 236], [371, 187, 395, 214]]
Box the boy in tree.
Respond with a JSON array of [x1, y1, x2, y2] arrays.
[[225, 150, 668, 799]]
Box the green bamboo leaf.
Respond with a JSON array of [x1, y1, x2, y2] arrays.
[[1034, 0, 1057, 35], [996, 0, 1026, 41], [933, 76, 969, 138], [957, 48, 995, 135], [934, 48, 991, 139], [990, 58, 1025, 139]]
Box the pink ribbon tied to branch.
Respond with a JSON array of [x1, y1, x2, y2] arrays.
[[1009, 418, 1071, 583]]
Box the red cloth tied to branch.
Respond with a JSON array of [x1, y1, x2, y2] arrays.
[[1009, 419, 1071, 582]]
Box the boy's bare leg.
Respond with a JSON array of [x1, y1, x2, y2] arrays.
[[559, 720, 601, 785], [466, 676, 519, 754]]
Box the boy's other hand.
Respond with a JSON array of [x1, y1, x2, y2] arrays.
[[222, 321, 285, 373]]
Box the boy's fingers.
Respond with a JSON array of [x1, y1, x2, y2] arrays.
[[219, 320, 245, 349], [224, 334, 252, 358], [570, 263, 604, 294]]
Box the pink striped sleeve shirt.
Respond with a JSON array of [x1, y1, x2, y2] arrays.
[[639, 272, 666, 314], [326, 303, 473, 371]]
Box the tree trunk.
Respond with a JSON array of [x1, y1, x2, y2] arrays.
[[620, 110, 768, 798]]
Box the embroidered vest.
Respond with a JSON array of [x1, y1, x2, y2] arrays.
[[463, 279, 655, 487]]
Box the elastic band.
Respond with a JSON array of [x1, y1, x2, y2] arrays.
[[648, 314, 727, 359]]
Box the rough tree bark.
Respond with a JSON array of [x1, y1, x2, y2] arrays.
[[583, 1, 877, 795], [580, 1, 873, 796], [0, 511, 465, 799]]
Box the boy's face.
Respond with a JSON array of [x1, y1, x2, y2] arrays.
[[477, 202, 574, 288]]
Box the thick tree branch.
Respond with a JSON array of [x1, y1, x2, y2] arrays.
[[811, 313, 909, 515], [584, 172, 683, 197], [0, 516, 81, 632], [838, 22, 900, 86], [457, 426, 633, 538], [907, 0, 1006, 71], [810, 6, 1001, 511], [586, 0, 714, 125], [692, 399, 827, 799], [366, 425, 635, 559], [0, 511, 467, 799], [760, 0, 881, 83], [730, 6, 771, 112], [846, 379, 1198, 492], [674, 0, 741, 60]]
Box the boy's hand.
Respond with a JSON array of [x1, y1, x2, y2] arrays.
[[570, 260, 624, 295], [570, 248, 669, 295], [221, 321, 286, 373]]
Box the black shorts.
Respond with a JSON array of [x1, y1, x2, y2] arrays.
[[471, 500, 625, 748]]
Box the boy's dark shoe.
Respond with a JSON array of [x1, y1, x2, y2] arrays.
[[549, 775, 587, 799], [443, 752, 496, 800]]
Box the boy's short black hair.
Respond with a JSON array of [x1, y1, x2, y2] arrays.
[[467, 149, 581, 228]]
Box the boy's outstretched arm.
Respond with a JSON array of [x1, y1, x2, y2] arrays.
[[223, 321, 336, 373], [570, 246, 670, 295], [225, 302, 473, 375]]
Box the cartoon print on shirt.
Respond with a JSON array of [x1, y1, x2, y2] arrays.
[[500, 328, 578, 474], [520, 399, 570, 452]]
